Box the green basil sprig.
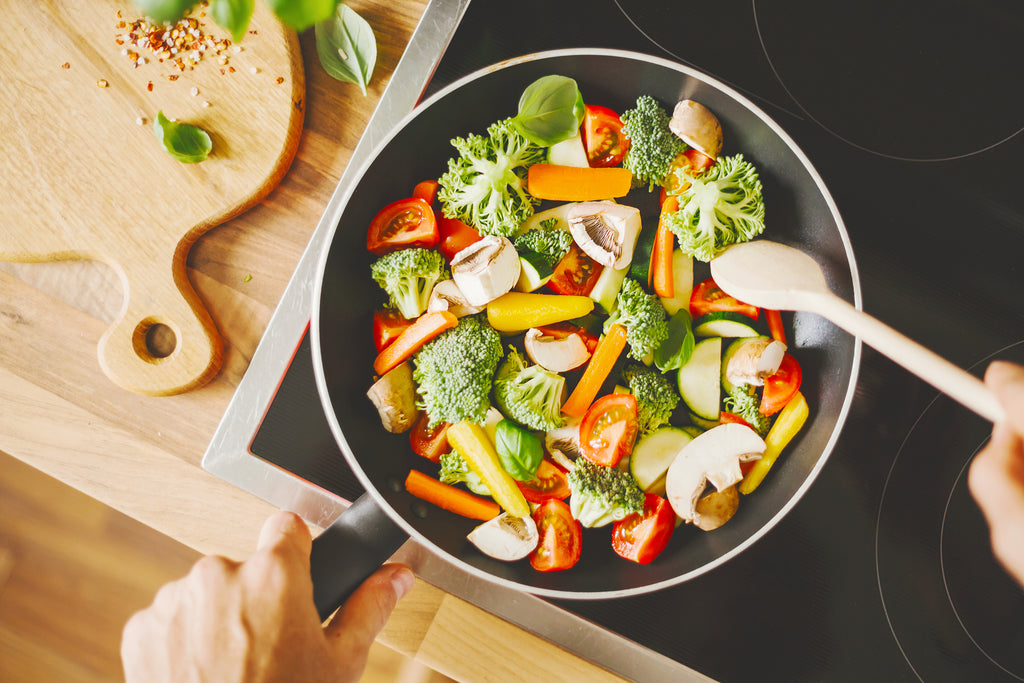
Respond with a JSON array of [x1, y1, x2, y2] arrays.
[[494, 419, 544, 482], [314, 3, 377, 96], [264, 0, 339, 31], [210, 0, 254, 42], [512, 75, 586, 147], [654, 309, 695, 372], [153, 111, 212, 163]]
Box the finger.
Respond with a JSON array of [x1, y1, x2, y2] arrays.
[[323, 564, 414, 658], [257, 511, 313, 569], [986, 361, 1024, 435]]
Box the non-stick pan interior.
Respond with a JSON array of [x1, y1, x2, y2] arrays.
[[315, 50, 858, 597]]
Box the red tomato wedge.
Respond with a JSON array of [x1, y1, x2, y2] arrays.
[[612, 493, 675, 564], [579, 394, 639, 468], [412, 179, 439, 205], [582, 104, 629, 168], [529, 499, 582, 572], [409, 412, 449, 463], [366, 197, 439, 255], [760, 353, 802, 416], [690, 278, 759, 320], [436, 214, 483, 261], [548, 242, 603, 296], [517, 459, 571, 503], [372, 308, 412, 353]]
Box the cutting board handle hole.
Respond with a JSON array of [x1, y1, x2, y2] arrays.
[[131, 318, 177, 363]]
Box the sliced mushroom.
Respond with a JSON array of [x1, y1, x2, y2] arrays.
[[450, 235, 521, 307], [725, 338, 787, 387], [664, 423, 765, 524], [547, 448, 576, 473], [523, 328, 591, 373], [427, 279, 484, 318], [669, 100, 723, 160], [467, 512, 539, 561], [545, 417, 582, 461], [366, 361, 419, 433], [566, 201, 641, 269], [693, 485, 740, 531]]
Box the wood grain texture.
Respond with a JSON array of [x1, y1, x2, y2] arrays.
[[0, 0, 304, 396], [0, 1, 628, 679]]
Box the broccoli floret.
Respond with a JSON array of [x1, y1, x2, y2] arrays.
[[513, 226, 573, 267], [413, 315, 503, 427], [620, 95, 686, 190], [566, 458, 644, 528], [492, 347, 566, 432], [622, 362, 680, 434], [604, 278, 669, 361], [438, 450, 491, 496], [663, 153, 765, 262], [370, 247, 448, 320], [723, 383, 772, 436], [437, 118, 546, 238]]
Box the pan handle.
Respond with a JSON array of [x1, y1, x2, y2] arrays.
[[310, 492, 409, 622]]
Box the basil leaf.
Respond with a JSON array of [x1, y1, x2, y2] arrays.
[[266, 0, 338, 32], [314, 3, 376, 95], [654, 309, 695, 372], [494, 420, 543, 482], [512, 75, 586, 147], [209, 0, 254, 42], [153, 111, 212, 163], [131, 0, 196, 23]]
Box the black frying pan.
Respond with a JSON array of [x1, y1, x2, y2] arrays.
[[308, 49, 861, 618]]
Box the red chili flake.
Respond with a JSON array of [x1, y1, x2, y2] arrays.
[[147, 81, 153, 91], [61, 62, 70, 69]]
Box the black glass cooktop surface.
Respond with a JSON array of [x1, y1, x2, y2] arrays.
[[250, 0, 1024, 679]]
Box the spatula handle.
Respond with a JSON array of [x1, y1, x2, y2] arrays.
[[818, 294, 1004, 423]]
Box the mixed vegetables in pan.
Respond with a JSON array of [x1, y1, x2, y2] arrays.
[[363, 75, 809, 572]]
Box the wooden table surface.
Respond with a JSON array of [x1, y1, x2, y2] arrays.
[[0, 2, 625, 681]]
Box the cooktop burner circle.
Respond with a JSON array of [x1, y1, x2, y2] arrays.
[[876, 341, 1024, 681], [753, 0, 1024, 160]]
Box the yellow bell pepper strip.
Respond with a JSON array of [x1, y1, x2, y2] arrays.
[[446, 421, 531, 518], [486, 291, 594, 333], [561, 323, 628, 417], [404, 469, 501, 521], [738, 391, 809, 494]]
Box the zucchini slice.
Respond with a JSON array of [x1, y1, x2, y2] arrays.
[[630, 426, 693, 491], [677, 336, 722, 421], [693, 311, 760, 338]]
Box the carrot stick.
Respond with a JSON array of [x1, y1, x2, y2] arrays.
[[650, 195, 679, 297], [561, 323, 629, 417], [412, 179, 439, 205], [527, 164, 633, 201], [404, 469, 501, 521], [766, 309, 786, 345], [373, 311, 457, 376]]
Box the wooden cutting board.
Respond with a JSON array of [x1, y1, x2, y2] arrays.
[[0, 0, 304, 395]]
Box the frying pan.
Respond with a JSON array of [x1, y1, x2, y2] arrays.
[[308, 48, 861, 617]]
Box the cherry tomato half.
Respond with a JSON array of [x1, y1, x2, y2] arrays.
[[409, 412, 449, 463], [436, 214, 483, 261], [612, 493, 675, 564], [517, 459, 571, 503], [690, 278, 759, 320], [529, 498, 582, 572], [582, 104, 629, 168], [579, 394, 639, 468], [412, 179, 439, 205], [548, 242, 604, 296], [366, 197, 439, 255], [760, 353, 802, 416], [372, 308, 413, 353]]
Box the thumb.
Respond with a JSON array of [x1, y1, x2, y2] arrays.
[[324, 563, 414, 659]]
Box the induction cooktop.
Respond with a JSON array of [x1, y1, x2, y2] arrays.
[[204, 1, 1024, 680]]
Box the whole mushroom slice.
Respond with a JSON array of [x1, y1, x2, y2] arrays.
[[545, 417, 582, 461], [566, 201, 641, 270], [450, 235, 521, 307], [725, 337, 787, 387], [366, 361, 419, 433], [693, 485, 740, 531], [669, 99, 723, 161], [664, 423, 765, 525], [467, 512, 539, 561], [427, 279, 484, 318], [524, 327, 591, 372]]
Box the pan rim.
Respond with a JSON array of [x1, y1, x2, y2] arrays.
[[310, 46, 863, 599]]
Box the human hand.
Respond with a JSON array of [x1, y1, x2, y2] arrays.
[[121, 511, 415, 682], [968, 361, 1024, 588]]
